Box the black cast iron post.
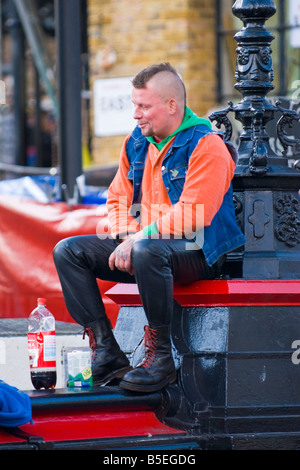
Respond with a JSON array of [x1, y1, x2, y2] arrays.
[[55, 0, 82, 204], [210, 0, 300, 279], [232, 0, 278, 175]]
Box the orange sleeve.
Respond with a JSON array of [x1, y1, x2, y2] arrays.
[[157, 134, 236, 237], [107, 136, 140, 238]]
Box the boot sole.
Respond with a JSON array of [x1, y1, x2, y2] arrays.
[[119, 371, 177, 393], [93, 365, 132, 387]]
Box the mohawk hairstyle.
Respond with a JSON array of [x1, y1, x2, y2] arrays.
[[132, 62, 186, 105], [132, 62, 179, 88]]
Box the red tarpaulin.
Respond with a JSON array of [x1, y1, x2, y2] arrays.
[[0, 195, 119, 325]]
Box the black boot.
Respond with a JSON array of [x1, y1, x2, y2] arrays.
[[83, 317, 132, 386], [119, 324, 176, 392]]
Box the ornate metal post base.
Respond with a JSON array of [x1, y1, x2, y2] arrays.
[[112, 297, 300, 449], [210, 0, 300, 279]]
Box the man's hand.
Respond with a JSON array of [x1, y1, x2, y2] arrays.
[[108, 231, 144, 275]]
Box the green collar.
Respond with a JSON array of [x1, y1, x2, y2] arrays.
[[146, 106, 211, 151]]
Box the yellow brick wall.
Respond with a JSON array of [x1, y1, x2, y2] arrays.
[[87, 0, 217, 167]]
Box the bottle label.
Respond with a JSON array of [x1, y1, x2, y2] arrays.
[[28, 331, 56, 369]]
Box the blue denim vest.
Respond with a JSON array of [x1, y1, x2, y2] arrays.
[[125, 124, 245, 266]]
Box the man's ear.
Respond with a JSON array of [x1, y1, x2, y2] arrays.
[[168, 98, 177, 115]]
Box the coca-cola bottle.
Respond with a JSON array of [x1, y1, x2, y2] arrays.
[[27, 298, 57, 390]]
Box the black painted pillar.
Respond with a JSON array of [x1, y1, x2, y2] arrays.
[[55, 0, 82, 202]]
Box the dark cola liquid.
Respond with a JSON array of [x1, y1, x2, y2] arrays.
[[31, 371, 57, 390]]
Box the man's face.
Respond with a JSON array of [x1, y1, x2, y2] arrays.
[[132, 83, 172, 140]]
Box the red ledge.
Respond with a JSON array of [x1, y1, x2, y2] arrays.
[[105, 280, 300, 307], [0, 410, 182, 444]]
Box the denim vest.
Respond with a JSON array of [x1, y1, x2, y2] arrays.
[[125, 124, 245, 266]]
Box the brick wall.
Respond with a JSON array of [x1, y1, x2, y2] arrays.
[[87, 0, 217, 167]]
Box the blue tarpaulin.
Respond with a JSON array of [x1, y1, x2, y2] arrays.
[[0, 175, 108, 205], [0, 381, 32, 427]]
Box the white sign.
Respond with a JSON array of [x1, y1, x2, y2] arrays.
[[93, 77, 136, 137], [289, 0, 300, 48]]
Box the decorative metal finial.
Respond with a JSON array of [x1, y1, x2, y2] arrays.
[[209, 0, 300, 176]]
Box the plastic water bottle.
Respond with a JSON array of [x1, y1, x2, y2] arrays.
[[27, 298, 57, 390]]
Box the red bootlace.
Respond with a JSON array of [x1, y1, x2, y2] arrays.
[[82, 327, 97, 349], [82, 327, 97, 364], [141, 325, 158, 369]]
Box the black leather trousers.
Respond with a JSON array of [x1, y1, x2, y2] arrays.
[[53, 235, 222, 327]]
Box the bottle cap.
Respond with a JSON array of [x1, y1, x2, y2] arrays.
[[37, 298, 46, 305]]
